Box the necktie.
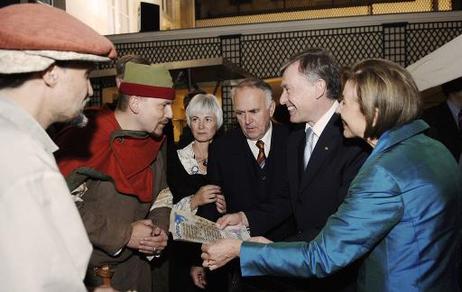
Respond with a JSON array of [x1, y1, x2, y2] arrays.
[[458, 109, 462, 132], [256, 140, 266, 169], [304, 127, 314, 168]]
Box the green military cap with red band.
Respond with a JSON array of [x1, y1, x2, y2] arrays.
[[119, 62, 175, 100]]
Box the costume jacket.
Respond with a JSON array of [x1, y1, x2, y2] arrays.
[[55, 109, 169, 292], [241, 120, 462, 292]]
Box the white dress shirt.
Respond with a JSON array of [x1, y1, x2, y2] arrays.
[[304, 101, 340, 150], [247, 122, 273, 160]]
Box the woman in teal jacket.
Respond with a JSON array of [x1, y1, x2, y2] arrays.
[[201, 59, 461, 292]]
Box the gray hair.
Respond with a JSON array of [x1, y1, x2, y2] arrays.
[[281, 48, 341, 100], [231, 78, 273, 108], [186, 94, 223, 129]]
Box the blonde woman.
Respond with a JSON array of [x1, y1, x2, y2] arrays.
[[202, 59, 461, 292]]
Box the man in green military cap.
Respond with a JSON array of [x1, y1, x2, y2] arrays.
[[54, 62, 175, 292]]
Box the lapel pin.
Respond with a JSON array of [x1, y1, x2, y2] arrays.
[[324, 146, 329, 150]]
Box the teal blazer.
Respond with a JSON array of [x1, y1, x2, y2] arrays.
[[240, 120, 461, 292]]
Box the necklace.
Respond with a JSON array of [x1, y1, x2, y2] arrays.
[[193, 154, 208, 167], [192, 142, 208, 167]]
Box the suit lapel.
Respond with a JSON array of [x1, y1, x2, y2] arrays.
[[267, 123, 281, 162], [287, 128, 305, 200], [299, 114, 342, 193], [233, 128, 259, 169], [438, 103, 461, 142], [440, 103, 459, 132]]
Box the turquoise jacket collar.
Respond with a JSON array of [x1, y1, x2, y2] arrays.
[[373, 119, 429, 154]]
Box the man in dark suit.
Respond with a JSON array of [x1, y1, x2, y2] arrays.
[[422, 77, 462, 165], [204, 78, 295, 240], [218, 49, 370, 291], [197, 78, 295, 291]]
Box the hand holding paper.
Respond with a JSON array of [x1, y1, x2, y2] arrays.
[[169, 209, 250, 244]]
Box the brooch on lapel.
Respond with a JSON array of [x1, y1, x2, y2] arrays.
[[191, 165, 200, 174]]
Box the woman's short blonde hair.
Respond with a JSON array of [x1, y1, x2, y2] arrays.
[[349, 59, 421, 139], [186, 94, 223, 129]]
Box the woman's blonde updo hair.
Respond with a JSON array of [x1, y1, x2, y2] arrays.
[[349, 58, 421, 139]]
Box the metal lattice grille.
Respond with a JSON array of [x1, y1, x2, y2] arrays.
[[407, 21, 462, 65], [221, 83, 237, 131], [89, 81, 102, 107], [99, 37, 222, 70], [383, 23, 407, 66], [221, 35, 242, 65], [95, 17, 462, 129], [240, 25, 383, 79]]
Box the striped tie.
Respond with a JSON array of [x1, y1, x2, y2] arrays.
[[256, 140, 266, 169]]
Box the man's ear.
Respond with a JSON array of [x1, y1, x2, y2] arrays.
[[314, 79, 327, 100], [269, 100, 276, 117], [42, 65, 59, 87], [128, 96, 141, 114]]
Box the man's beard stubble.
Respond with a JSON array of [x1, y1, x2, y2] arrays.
[[69, 97, 90, 128], [69, 112, 89, 128]]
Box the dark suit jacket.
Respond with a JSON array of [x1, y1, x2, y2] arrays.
[[287, 113, 370, 242], [422, 101, 462, 161], [279, 113, 370, 292], [199, 123, 295, 241]]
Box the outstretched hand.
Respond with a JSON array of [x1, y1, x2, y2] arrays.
[[248, 236, 272, 244], [201, 239, 242, 270], [216, 212, 247, 229]]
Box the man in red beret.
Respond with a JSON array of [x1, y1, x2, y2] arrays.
[[0, 3, 116, 292], [54, 61, 175, 292]]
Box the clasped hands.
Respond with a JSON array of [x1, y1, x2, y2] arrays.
[[201, 212, 273, 270], [127, 219, 167, 255], [191, 184, 226, 214]]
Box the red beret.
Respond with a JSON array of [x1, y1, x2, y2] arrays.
[[0, 4, 116, 59]]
